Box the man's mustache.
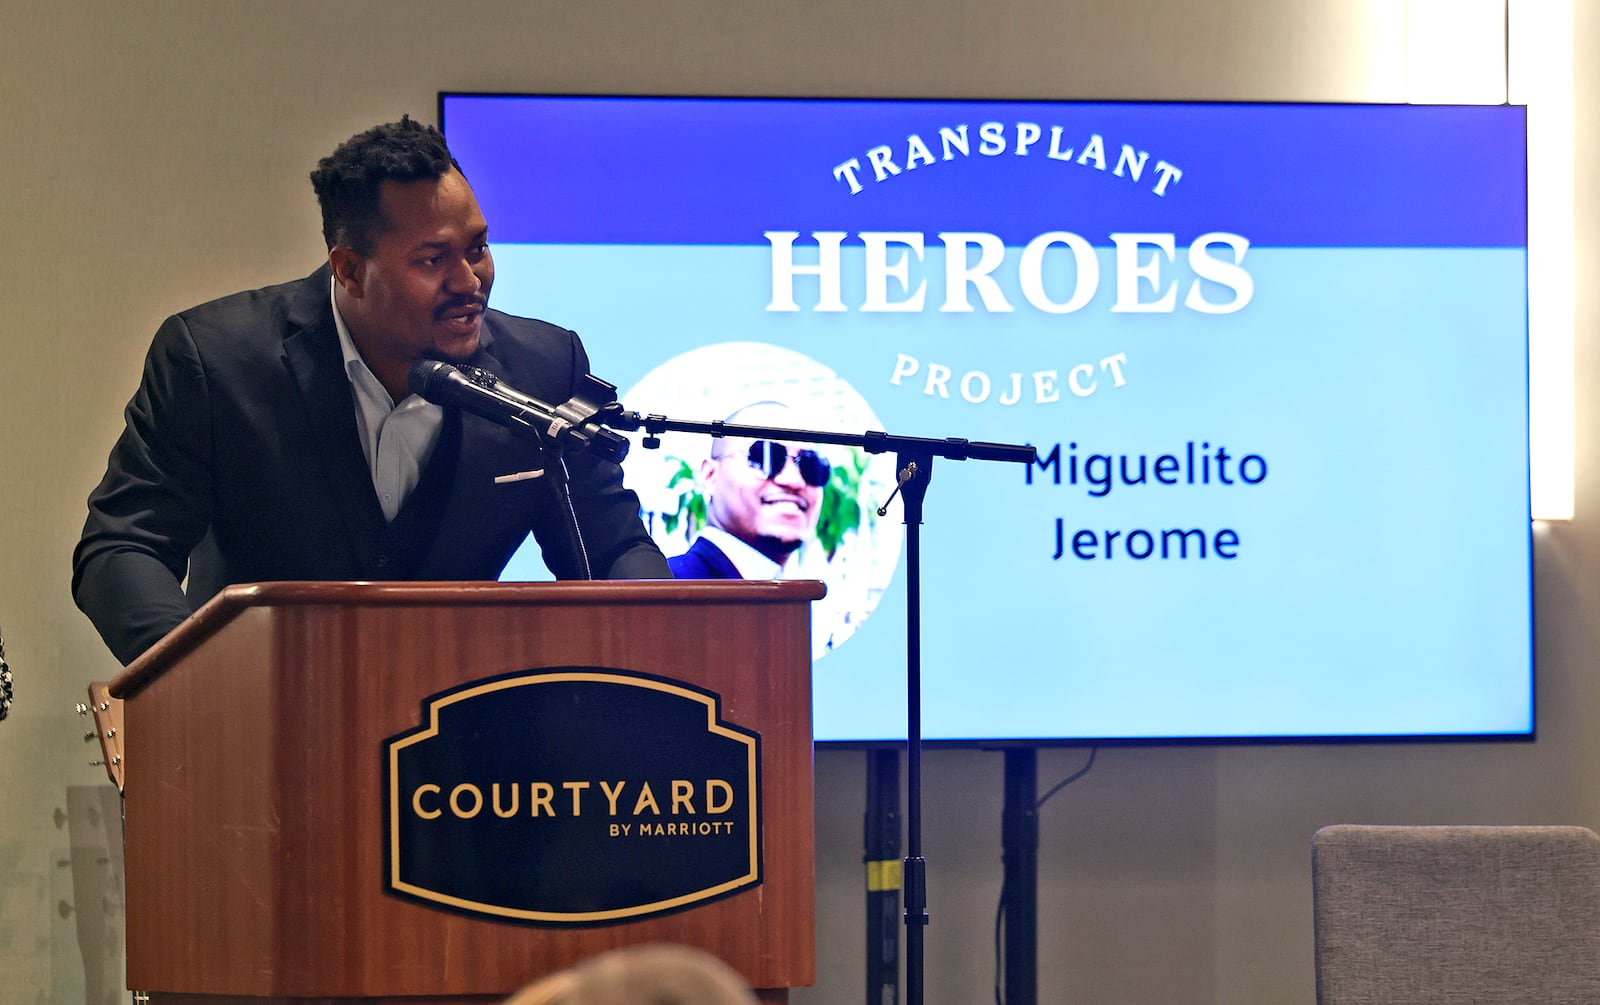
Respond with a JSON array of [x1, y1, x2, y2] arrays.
[[434, 295, 488, 320]]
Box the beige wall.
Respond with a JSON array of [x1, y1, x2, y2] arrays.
[[1, 2, 1594, 1002]]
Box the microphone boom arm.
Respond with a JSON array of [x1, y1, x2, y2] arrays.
[[604, 409, 1036, 466]]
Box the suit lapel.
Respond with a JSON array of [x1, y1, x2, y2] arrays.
[[454, 330, 559, 494], [411, 327, 569, 577], [279, 268, 387, 575], [700, 537, 742, 579]]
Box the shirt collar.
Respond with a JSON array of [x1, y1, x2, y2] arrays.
[[701, 526, 786, 580], [329, 276, 383, 393]]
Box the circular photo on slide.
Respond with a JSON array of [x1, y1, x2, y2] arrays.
[[620, 342, 904, 660]]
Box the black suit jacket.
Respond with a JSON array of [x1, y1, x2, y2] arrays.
[[73, 266, 669, 664]]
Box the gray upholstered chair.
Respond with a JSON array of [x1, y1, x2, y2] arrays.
[[1311, 824, 1600, 1004]]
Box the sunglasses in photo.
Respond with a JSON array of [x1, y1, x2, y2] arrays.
[[722, 440, 833, 487]]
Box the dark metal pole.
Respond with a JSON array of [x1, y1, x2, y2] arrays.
[[865, 749, 902, 1005], [1001, 748, 1039, 1005], [896, 452, 933, 1005]]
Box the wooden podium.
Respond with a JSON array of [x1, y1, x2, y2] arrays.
[[104, 579, 821, 1004]]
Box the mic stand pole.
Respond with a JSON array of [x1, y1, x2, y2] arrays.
[[543, 448, 594, 581], [894, 447, 933, 1005], [491, 427, 593, 582], [604, 408, 1035, 1005]]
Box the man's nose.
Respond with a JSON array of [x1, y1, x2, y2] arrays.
[[446, 258, 482, 294], [771, 452, 806, 486]]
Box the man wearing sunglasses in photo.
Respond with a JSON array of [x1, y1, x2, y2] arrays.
[[668, 401, 833, 580]]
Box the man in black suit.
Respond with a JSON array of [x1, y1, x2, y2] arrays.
[[668, 402, 830, 580], [73, 117, 669, 665]]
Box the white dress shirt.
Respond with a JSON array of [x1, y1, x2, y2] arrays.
[[699, 526, 786, 580], [330, 280, 445, 522]]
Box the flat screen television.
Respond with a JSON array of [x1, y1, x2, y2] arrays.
[[442, 92, 1533, 746]]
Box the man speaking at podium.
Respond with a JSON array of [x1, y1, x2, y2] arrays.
[[73, 117, 670, 666]]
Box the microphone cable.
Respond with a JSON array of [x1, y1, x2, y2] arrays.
[[993, 747, 1098, 1005]]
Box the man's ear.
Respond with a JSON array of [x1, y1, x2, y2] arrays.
[[329, 246, 365, 298]]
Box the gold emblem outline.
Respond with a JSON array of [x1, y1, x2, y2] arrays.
[[388, 669, 761, 923]]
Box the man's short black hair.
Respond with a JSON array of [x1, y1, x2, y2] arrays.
[[309, 116, 462, 254]]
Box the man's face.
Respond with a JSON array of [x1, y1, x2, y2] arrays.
[[332, 167, 494, 374], [703, 437, 828, 552]]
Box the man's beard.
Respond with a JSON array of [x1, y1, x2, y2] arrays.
[[422, 345, 477, 363], [752, 534, 804, 563]]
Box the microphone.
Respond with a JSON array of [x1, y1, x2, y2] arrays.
[[407, 360, 631, 464]]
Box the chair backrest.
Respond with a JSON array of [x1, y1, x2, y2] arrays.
[[1311, 824, 1600, 1005]]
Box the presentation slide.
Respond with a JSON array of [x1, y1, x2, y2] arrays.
[[442, 94, 1532, 744]]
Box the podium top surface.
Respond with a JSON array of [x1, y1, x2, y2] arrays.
[[109, 579, 825, 700]]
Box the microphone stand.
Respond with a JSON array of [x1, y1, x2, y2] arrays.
[[412, 361, 628, 581], [603, 406, 1035, 1005]]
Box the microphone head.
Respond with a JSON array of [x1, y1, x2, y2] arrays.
[[406, 359, 541, 441], [407, 359, 456, 400]]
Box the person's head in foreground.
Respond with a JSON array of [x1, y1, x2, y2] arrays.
[[503, 943, 758, 1005]]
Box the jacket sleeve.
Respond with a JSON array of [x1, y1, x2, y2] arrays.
[[72, 313, 214, 664]]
